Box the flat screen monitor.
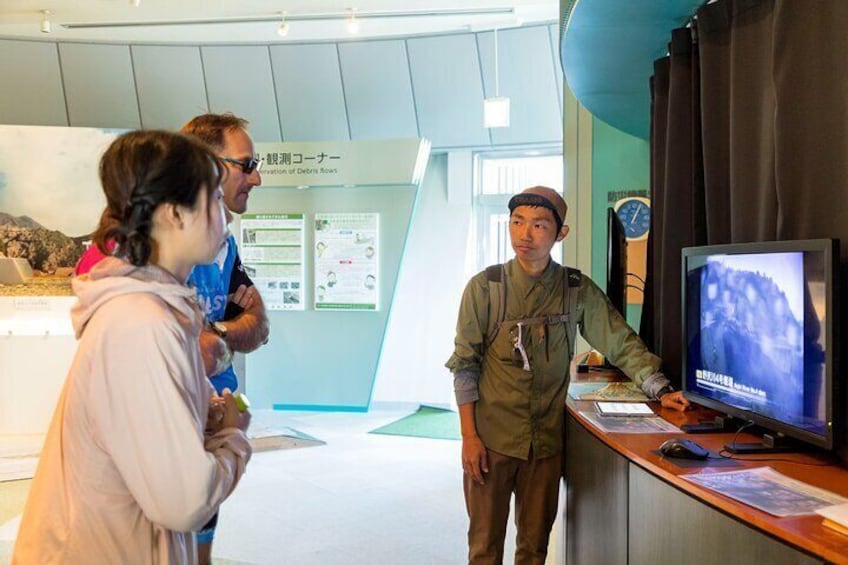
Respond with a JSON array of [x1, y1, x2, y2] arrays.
[[606, 208, 628, 317], [682, 239, 838, 452]]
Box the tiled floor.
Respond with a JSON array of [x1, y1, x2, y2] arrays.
[[210, 407, 470, 564], [1, 406, 561, 564]]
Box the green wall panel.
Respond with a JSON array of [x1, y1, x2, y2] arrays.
[[590, 117, 649, 330]]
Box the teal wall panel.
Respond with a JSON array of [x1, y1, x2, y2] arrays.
[[590, 117, 649, 329], [244, 185, 417, 409]]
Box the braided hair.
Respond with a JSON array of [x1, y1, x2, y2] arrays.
[[92, 130, 222, 266]]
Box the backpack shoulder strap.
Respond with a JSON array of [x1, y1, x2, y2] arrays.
[[563, 267, 581, 358], [485, 264, 506, 348]]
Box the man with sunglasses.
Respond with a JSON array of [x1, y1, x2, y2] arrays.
[[446, 186, 688, 565], [181, 113, 270, 565]]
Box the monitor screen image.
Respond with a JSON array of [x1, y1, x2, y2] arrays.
[[682, 239, 837, 450]]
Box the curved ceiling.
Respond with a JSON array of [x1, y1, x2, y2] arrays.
[[0, 1, 556, 44], [561, 0, 702, 139]]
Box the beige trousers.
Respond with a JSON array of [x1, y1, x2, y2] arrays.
[[463, 449, 562, 565]]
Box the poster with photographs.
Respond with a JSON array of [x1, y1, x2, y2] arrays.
[[314, 213, 379, 311], [239, 213, 305, 311]]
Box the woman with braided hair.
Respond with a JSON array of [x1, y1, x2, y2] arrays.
[[13, 130, 252, 564]]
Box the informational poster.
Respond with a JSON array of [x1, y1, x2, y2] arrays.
[[314, 213, 379, 311], [239, 213, 305, 311]]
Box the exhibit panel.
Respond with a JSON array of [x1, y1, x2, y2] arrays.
[[244, 185, 415, 410], [244, 138, 429, 410]]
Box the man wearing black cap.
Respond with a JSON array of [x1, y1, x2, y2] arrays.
[[446, 186, 688, 564]]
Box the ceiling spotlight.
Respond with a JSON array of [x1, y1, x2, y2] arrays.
[[129, 0, 141, 6], [345, 9, 360, 34], [40, 10, 51, 34], [277, 12, 290, 37]]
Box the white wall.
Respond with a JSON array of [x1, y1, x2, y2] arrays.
[[372, 153, 472, 407]]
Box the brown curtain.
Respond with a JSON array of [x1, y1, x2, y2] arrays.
[[697, 0, 848, 243], [640, 58, 669, 354], [698, 0, 777, 243], [649, 0, 848, 459], [645, 27, 705, 388]]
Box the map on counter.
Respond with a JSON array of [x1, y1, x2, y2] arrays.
[[569, 382, 649, 402], [580, 411, 680, 434], [681, 466, 848, 517]]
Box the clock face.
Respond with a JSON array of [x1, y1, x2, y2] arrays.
[[615, 198, 651, 240]]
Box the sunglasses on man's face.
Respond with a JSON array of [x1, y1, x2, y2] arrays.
[[221, 156, 263, 175]]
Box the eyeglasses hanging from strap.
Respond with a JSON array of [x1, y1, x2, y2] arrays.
[[511, 322, 531, 371], [508, 313, 571, 372]]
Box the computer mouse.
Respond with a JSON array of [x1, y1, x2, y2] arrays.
[[659, 438, 710, 460]]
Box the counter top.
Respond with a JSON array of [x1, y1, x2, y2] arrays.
[[567, 370, 848, 564]]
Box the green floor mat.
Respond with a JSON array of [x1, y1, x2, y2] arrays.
[[369, 406, 460, 440]]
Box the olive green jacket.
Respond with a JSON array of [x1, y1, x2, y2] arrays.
[[446, 258, 669, 460]]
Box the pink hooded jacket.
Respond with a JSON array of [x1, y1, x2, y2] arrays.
[[13, 257, 251, 564]]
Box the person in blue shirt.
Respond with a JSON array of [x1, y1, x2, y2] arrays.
[[181, 113, 270, 565]]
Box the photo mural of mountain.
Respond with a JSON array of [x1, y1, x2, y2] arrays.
[[0, 212, 87, 274], [0, 124, 119, 295]]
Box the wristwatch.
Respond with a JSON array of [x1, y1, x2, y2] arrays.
[[656, 384, 674, 400], [210, 321, 228, 339]]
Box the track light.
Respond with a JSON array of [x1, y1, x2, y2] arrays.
[[277, 12, 290, 37], [345, 9, 360, 34], [40, 10, 51, 34]]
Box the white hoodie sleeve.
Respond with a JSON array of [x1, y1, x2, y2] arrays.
[[87, 299, 251, 533]]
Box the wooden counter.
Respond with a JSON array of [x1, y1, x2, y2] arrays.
[[564, 374, 848, 565]]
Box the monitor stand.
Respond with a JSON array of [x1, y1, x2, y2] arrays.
[[724, 433, 804, 454], [681, 415, 734, 434]]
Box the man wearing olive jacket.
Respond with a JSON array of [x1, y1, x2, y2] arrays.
[[446, 186, 689, 565]]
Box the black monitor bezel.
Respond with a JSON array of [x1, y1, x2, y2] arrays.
[[681, 238, 838, 451], [606, 207, 628, 317]]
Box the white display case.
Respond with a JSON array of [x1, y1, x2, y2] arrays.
[[0, 297, 77, 435]]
